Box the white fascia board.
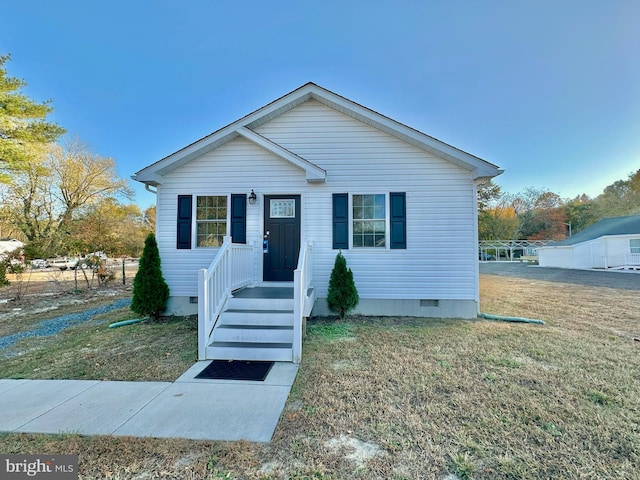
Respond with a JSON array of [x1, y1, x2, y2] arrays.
[[132, 88, 317, 185], [133, 130, 240, 184], [236, 126, 326, 182]]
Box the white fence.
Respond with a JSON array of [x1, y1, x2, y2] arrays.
[[607, 253, 640, 268]]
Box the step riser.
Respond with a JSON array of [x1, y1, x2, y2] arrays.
[[207, 290, 295, 361], [219, 311, 293, 326], [227, 297, 293, 311], [214, 328, 292, 343], [206, 347, 293, 362]]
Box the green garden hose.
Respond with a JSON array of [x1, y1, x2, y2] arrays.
[[479, 312, 545, 325], [108, 318, 145, 328]]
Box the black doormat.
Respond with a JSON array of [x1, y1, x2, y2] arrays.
[[195, 360, 274, 381]]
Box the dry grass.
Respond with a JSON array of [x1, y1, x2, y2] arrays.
[[1, 274, 639, 479]]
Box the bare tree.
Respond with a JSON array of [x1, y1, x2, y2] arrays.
[[49, 139, 133, 230], [1, 139, 134, 257]]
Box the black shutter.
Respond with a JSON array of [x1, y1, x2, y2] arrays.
[[231, 194, 247, 244], [177, 195, 192, 249], [390, 192, 406, 249], [332, 193, 349, 249]]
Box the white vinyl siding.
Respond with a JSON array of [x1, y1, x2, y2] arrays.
[[155, 137, 306, 296], [256, 100, 477, 301], [540, 235, 640, 269], [155, 99, 479, 302]]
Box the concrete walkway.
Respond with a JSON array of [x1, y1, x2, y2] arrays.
[[0, 361, 298, 442]]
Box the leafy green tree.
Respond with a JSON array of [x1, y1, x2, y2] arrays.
[[327, 251, 359, 319], [131, 233, 169, 320], [69, 198, 149, 257], [564, 195, 597, 235], [477, 180, 502, 212], [0, 54, 64, 180], [592, 169, 640, 219]]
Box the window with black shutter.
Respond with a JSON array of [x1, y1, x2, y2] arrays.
[[176, 195, 192, 249]]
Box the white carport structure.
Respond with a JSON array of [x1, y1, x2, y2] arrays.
[[538, 214, 640, 270]]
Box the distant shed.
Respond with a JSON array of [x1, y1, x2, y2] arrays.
[[538, 214, 640, 269]]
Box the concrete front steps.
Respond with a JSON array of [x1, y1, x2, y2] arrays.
[[206, 286, 294, 362]]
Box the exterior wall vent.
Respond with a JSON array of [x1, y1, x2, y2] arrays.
[[420, 299, 439, 307], [189, 296, 198, 304]]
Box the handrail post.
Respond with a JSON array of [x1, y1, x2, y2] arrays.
[[293, 269, 302, 363], [197, 268, 207, 360]]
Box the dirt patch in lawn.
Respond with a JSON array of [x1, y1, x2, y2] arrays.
[[0, 266, 138, 328]]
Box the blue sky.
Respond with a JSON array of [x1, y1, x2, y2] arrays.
[[3, 1, 639, 210]]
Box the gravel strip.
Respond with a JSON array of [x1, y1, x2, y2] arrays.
[[0, 298, 132, 355]]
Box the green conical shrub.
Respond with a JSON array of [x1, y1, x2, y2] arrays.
[[327, 251, 359, 319], [131, 233, 169, 320]]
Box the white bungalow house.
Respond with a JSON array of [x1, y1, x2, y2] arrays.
[[538, 214, 640, 270], [132, 83, 502, 362]]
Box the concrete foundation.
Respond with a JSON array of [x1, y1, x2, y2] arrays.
[[311, 297, 478, 319], [167, 295, 479, 319], [166, 296, 198, 317]]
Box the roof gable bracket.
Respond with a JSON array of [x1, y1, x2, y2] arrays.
[[236, 126, 326, 183]]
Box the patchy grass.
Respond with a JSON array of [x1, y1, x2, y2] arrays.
[[0, 312, 198, 381], [0, 272, 198, 381], [0, 274, 639, 478]]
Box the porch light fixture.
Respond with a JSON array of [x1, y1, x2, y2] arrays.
[[248, 189, 257, 204]]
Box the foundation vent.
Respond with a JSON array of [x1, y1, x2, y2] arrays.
[[420, 299, 439, 307]]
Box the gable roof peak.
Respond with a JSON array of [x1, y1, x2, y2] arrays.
[[132, 83, 501, 186]]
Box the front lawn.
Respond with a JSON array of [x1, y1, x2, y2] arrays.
[[0, 274, 638, 478]]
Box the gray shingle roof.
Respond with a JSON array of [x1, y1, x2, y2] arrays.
[[553, 214, 640, 246]]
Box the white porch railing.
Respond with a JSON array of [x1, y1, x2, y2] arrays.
[[626, 253, 640, 265], [197, 236, 254, 360], [293, 240, 314, 364], [607, 253, 640, 268]]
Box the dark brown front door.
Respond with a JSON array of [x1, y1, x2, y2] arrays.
[[263, 195, 301, 281]]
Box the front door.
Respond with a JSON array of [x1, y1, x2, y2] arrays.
[[263, 195, 301, 281]]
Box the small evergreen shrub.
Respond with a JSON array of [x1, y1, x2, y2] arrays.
[[131, 233, 170, 320], [327, 251, 359, 319], [0, 259, 10, 287], [0, 252, 25, 287]]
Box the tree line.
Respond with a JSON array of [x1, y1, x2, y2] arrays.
[[478, 168, 640, 241], [0, 55, 154, 260]]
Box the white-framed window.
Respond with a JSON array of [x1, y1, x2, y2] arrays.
[[631, 239, 640, 254], [196, 195, 227, 247], [352, 193, 386, 248]]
